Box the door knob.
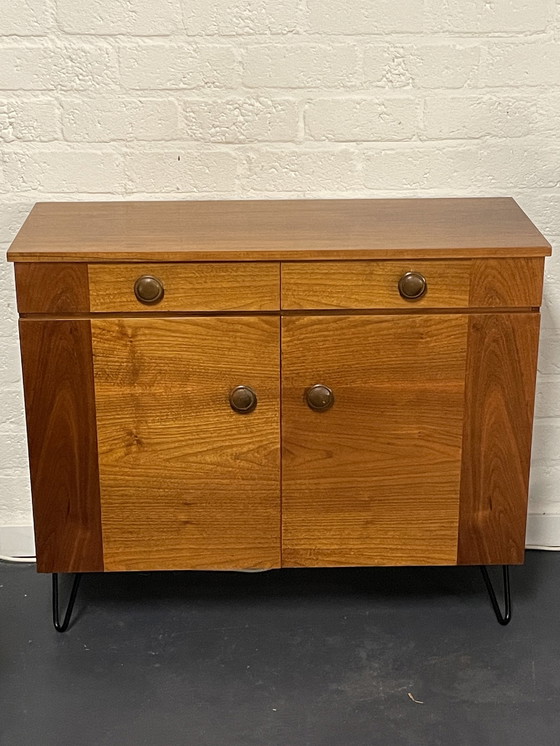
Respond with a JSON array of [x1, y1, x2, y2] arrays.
[[306, 384, 334, 412], [229, 385, 257, 414], [134, 275, 165, 304], [398, 271, 427, 300]]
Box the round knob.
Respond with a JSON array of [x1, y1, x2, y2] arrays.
[[134, 275, 164, 305], [398, 271, 427, 300], [306, 384, 334, 412], [229, 385, 257, 414]]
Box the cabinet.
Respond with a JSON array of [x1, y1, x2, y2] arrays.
[[8, 198, 550, 576]]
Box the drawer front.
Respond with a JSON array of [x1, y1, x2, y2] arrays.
[[88, 262, 280, 312], [282, 258, 544, 310]]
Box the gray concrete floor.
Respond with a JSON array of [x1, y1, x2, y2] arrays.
[[1, 552, 559, 746]]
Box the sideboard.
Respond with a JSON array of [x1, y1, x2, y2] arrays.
[[7, 197, 551, 629]]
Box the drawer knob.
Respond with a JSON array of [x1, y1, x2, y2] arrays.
[[398, 271, 427, 300], [306, 384, 334, 412], [229, 385, 257, 414], [134, 275, 164, 305]]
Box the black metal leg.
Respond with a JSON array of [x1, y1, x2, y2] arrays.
[[52, 573, 82, 632], [480, 565, 511, 626]]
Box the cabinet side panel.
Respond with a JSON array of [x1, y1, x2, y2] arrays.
[[19, 319, 104, 572], [458, 313, 540, 565], [15, 263, 90, 314]]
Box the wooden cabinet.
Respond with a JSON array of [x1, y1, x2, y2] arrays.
[[8, 198, 550, 574]]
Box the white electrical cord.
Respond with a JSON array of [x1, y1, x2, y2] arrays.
[[0, 554, 35, 563]]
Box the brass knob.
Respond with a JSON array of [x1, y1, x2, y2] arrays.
[[398, 271, 427, 300], [306, 384, 334, 412], [229, 385, 257, 414], [134, 275, 164, 305]]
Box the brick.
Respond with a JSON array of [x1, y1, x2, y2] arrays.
[[184, 96, 298, 142], [515, 194, 560, 238], [539, 92, 560, 133], [0, 341, 23, 388], [51, 43, 120, 91], [423, 94, 537, 139], [305, 97, 417, 142], [0, 428, 29, 471], [425, 0, 550, 33], [0, 257, 18, 323], [535, 377, 560, 419], [124, 149, 237, 193], [121, 44, 238, 89], [482, 42, 560, 87], [0, 476, 31, 524], [62, 98, 180, 142], [542, 283, 560, 332], [538, 329, 560, 376], [1, 0, 52, 34], [0, 99, 59, 142], [0, 159, 7, 193], [366, 140, 560, 192], [529, 461, 560, 512], [57, 0, 181, 34], [0, 46, 54, 90], [244, 44, 359, 89], [531, 419, 560, 465], [183, 0, 300, 35], [0, 385, 25, 432], [241, 148, 358, 192], [4, 150, 124, 193], [362, 144, 479, 191], [365, 44, 481, 89], [476, 140, 560, 188], [307, 0, 423, 34], [0, 202, 33, 244], [0, 44, 118, 91]]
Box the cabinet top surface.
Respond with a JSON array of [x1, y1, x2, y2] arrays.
[[7, 197, 551, 263]]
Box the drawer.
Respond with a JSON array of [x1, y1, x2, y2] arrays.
[[88, 262, 280, 312], [281, 259, 544, 310]]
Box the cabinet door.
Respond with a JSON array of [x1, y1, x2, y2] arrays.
[[282, 314, 469, 567], [92, 317, 280, 571]]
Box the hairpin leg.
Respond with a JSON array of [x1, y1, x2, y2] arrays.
[[52, 573, 82, 632], [480, 565, 511, 626]]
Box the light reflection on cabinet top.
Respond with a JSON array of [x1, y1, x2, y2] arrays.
[[7, 197, 551, 263]]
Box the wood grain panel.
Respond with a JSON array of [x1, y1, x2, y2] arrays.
[[19, 319, 103, 572], [283, 259, 545, 311], [282, 260, 471, 310], [282, 314, 469, 567], [458, 313, 540, 565], [469, 258, 544, 307], [92, 317, 280, 571], [7, 198, 550, 263], [88, 262, 279, 312], [14, 262, 90, 313]]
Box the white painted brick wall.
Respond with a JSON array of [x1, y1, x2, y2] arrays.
[[1, 0, 559, 538]]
